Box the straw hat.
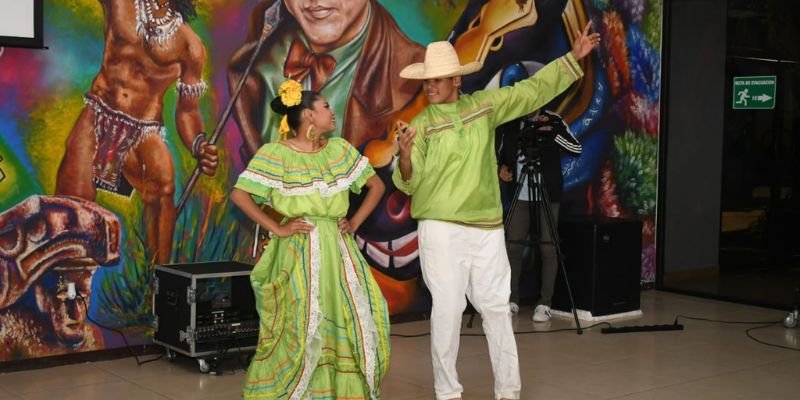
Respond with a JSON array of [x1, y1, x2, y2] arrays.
[[399, 41, 482, 80]]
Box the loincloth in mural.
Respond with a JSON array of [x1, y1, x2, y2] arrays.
[[84, 93, 165, 196]]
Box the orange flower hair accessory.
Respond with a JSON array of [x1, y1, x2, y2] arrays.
[[279, 78, 302, 107]]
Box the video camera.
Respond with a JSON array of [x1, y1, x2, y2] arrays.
[[518, 110, 568, 159]]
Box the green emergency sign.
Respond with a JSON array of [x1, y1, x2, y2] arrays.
[[733, 76, 776, 109]]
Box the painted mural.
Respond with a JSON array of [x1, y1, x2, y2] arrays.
[[0, 0, 661, 361]]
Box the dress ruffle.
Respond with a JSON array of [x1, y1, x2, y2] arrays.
[[236, 137, 373, 201]]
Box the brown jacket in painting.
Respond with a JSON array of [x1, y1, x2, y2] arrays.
[[229, 0, 424, 155]]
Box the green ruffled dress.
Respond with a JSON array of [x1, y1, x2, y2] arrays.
[[235, 138, 391, 399]]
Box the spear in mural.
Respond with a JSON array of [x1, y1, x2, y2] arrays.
[[175, 0, 283, 215]]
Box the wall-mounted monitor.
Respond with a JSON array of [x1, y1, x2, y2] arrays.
[[0, 0, 44, 49]]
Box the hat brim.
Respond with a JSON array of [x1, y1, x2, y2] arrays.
[[399, 61, 483, 80]]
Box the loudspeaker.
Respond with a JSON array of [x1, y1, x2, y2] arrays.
[[553, 216, 642, 316]]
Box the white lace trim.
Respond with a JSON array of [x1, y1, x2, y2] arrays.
[[290, 225, 323, 400], [239, 156, 370, 198], [338, 236, 379, 399]]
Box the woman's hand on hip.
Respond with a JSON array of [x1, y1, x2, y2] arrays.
[[338, 218, 357, 234], [274, 218, 314, 238]]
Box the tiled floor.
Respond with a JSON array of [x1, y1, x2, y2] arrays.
[[1, 290, 799, 399]]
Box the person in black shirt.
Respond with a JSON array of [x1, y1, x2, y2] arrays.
[[497, 110, 581, 321]]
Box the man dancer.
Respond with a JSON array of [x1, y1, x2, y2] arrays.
[[392, 23, 599, 400]]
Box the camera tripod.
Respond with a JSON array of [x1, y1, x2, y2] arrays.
[[503, 148, 583, 334]]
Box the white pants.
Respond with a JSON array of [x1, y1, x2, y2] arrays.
[[418, 220, 521, 400]]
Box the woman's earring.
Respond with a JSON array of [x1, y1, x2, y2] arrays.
[[306, 125, 317, 141]]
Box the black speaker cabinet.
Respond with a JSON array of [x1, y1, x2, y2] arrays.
[[553, 216, 642, 317], [153, 261, 258, 359]]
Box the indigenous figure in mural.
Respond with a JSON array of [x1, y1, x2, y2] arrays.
[[55, 0, 219, 264], [228, 0, 427, 313], [0, 196, 121, 358], [230, 81, 389, 399]]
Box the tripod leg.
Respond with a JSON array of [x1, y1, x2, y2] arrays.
[[504, 172, 531, 310], [537, 203, 560, 311], [467, 310, 477, 328], [537, 178, 583, 334], [506, 200, 530, 308], [504, 172, 528, 234]]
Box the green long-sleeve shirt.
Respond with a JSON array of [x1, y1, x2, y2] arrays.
[[392, 52, 583, 228]]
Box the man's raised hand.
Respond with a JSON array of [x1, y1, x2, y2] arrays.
[[570, 21, 601, 61]]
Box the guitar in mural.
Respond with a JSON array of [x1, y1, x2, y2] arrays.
[[354, 0, 598, 314], [452, 0, 663, 282], [55, 0, 218, 266], [453, 0, 540, 65], [450, 0, 595, 122], [362, 0, 552, 169]]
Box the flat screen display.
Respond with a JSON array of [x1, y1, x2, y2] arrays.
[[0, 1, 44, 49]]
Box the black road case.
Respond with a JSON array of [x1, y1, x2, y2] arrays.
[[153, 261, 258, 372]]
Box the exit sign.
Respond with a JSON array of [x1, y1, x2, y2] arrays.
[[733, 76, 776, 109]]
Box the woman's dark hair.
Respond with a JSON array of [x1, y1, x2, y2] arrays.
[[270, 91, 321, 132]]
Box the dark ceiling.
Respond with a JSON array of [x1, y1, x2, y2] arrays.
[[727, 0, 800, 61]]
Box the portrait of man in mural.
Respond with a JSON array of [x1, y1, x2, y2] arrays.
[[55, 0, 219, 265], [0, 196, 120, 358], [228, 0, 429, 313], [228, 0, 424, 153]]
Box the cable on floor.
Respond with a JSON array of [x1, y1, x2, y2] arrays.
[[675, 314, 799, 352], [390, 321, 613, 338], [76, 294, 165, 365], [392, 314, 800, 352]]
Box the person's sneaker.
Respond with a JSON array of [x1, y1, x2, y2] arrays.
[[532, 305, 551, 322], [509, 302, 519, 314]]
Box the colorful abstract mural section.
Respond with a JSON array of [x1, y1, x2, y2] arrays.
[[0, 0, 661, 362], [587, 0, 661, 282]]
